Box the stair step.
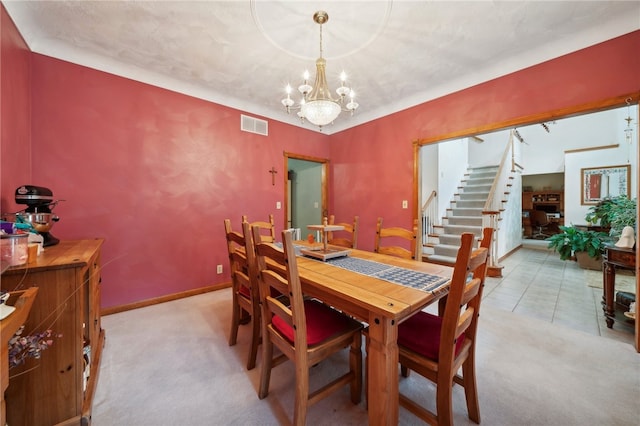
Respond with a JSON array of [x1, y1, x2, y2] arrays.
[[453, 200, 485, 208], [462, 178, 494, 185], [433, 244, 461, 257], [449, 208, 483, 216], [446, 216, 483, 226], [443, 224, 483, 235], [437, 233, 482, 245], [423, 254, 456, 267], [457, 192, 489, 198]]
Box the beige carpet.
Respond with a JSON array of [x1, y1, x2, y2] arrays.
[[91, 290, 640, 426], [585, 268, 636, 294]]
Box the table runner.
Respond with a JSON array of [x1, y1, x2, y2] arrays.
[[289, 244, 449, 294]]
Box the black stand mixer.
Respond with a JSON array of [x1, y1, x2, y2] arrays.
[[8, 185, 61, 247]]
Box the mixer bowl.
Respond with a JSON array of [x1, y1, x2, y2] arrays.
[[2, 212, 57, 233]]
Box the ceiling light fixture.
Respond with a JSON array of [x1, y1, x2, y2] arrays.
[[281, 11, 358, 131]]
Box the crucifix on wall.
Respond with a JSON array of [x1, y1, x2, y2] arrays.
[[269, 167, 277, 186]]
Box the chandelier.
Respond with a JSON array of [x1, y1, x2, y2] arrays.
[[281, 11, 359, 130]]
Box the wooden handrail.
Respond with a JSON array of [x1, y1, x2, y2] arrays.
[[421, 190, 437, 212]]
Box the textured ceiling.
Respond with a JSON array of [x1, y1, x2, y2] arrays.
[[4, 1, 640, 134]]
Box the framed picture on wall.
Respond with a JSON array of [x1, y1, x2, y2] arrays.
[[581, 164, 631, 205]]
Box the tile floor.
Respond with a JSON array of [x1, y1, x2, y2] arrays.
[[482, 240, 635, 345]]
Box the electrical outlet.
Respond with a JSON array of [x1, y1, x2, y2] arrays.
[[216, 264, 223, 274], [402, 200, 408, 209], [276, 201, 281, 209]]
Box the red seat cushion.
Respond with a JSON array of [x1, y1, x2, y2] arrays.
[[272, 300, 353, 346], [398, 311, 464, 360], [238, 284, 251, 298]]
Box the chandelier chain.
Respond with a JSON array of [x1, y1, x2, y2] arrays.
[[319, 22, 323, 59]]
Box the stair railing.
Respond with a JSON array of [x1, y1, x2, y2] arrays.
[[482, 131, 519, 271], [421, 190, 437, 247]]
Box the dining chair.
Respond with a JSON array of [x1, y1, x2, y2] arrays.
[[327, 215, 359, 248], [242, 214, 276, 243], [253, 227, 363, 425], [374, 216, 418, 259], [397, 228, 492, 425], [224, 219, 261, 370]]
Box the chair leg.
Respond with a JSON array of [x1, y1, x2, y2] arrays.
[[258, 335, 273, 399], [349, 332, 363, 404], [229, 292, 240, 346], [436, 376, 455, 426], [461, 357, 480, 423], [364, 333, 369, 408], [246, 310, 261, 370], [400, 365, 410, 377], [293, 358, 310, 426]]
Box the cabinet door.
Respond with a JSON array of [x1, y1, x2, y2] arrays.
[[5, 268, 83, 426]]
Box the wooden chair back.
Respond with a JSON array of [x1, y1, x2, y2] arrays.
[[242, 214, 276, 243], [398, 227, 492, 425], [253, 227, 363, 424], [440, 230, 490, 363], [327, 215, 359, 248], [224, 219, 261, 370], [374, 217, 418, 259], [253, 228, 307, 352]]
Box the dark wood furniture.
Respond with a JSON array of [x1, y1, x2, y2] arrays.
[[2, 239, 104, 426], [522, 190, 564, 217], [522, 191, 564, 238], [602, 245, 636, 329]]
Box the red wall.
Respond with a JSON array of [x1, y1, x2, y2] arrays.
[[2, 2, 638, 309], [26, 56, 329, 308], [1, 6, 31, 214], [329, 31, 640, 250]]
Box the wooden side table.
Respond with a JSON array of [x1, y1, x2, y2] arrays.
[[602, 245, 636, 328]]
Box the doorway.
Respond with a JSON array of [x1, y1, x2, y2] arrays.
[[284, 153, 329, 238]]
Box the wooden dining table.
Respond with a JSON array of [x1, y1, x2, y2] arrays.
[[272, 243, 454, 425]]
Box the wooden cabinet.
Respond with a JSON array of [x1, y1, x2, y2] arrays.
[[523, 190, 563, 213], [522, 191, 564, 237], [2, 239, 104, 426]]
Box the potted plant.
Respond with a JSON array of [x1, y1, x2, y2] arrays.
[[584, 195, 637, 238], [546, 225, 612, 270]]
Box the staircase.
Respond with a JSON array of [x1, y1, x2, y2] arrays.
[[424, 166, 498, 266]]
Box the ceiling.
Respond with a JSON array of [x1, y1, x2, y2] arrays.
[[4, 1, 640, 134]]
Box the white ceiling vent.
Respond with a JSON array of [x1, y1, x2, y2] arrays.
[[241, 114, 268, 136]]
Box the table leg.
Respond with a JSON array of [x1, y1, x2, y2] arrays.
[[603, 262, 616, 328], [367, 313, 398, 426]]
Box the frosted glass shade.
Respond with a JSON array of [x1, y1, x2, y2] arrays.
[[301, 100, 341, 126]]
